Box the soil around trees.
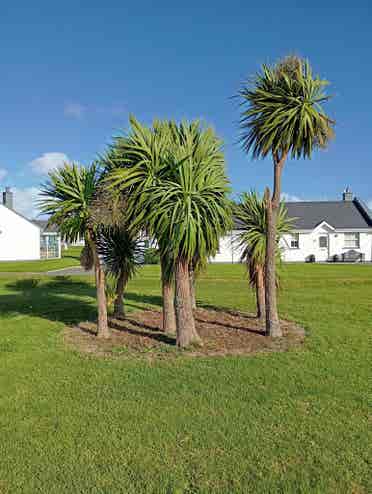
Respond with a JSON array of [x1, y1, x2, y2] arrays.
[[63, 308, 306, 360]]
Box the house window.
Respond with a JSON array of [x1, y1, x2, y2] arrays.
[[289, 233, 299, 249], [40, 234, 60, 259], [319, 236, 328, 248], [344, 233, 360, 248]]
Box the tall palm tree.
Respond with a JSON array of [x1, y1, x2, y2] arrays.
[[103, 116, 177, 334], [239, 56, 334, 336], [97, 227, 143, 318], [39, 163, 110, 339], [235, 191, 293, 321], [145, 120, 232, 347]]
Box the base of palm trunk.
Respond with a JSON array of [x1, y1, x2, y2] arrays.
[[97, 327, 111, 339], [265, 319, 282, 338]]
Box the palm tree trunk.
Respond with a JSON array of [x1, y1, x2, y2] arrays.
[[113, 271, 127, 319], [189, 263, 196, 310], [256, 264, 265, 321], [161, 256, 176, 335], [174, 257, 201, 348], [88, 237, 110, 339], [264, 151, 287, 338]]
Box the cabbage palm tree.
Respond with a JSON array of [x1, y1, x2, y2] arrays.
[[145, 121, 232, 347], [39, 163, 110, 339], [235, 191, 293, 321], [98, 227, 143, 318], [104, 116, 177, 334], [239, 56, 334, 336]]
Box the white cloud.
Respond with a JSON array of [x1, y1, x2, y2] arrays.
[[64, 102, 85, 119], [367, 199, 372, 211], [0, 168, 8, 181], [281, 192, 302, 202], [29, 152, 70, 175], [64, 101, 126, 119], [12, 187, 41, 219]]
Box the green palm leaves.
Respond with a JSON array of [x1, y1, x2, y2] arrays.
[[239, 57, 334, 159], [39, 162, 100, 243], [106, 117, 232, 264], [235, 191, 292, 273], [98, 227, 143, 282]]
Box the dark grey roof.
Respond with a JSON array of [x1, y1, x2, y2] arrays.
[[232, 198, 372, 230], [283, 198, 372, 230], [32, 220, 59, 233]]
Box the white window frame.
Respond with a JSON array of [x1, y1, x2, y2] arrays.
[[289, 233, 299, 249], [319, 235, 328, 248], [344, 233, 360, 249]]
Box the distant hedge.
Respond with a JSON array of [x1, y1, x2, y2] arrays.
[[144, 247, 160, 265]]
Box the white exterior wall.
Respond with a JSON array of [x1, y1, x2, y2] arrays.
[[211, 227, 372, 264], [0, 205, 41, 260], [281, 227, 372, 262], [210, 230, 245, 263]]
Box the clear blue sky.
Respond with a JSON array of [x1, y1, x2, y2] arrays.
[[0, 1, 371, 215]]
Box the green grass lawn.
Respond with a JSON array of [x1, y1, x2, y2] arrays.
[[0, 246, 82, 273], [0, 264, 370, 493]]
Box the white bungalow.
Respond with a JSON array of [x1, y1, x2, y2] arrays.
[[0, 188, 61, 261], [211, 189, 372, 263]]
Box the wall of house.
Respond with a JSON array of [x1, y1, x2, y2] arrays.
[[211, 228, 372, 264], [0, 205, 40, 260], [210, 231, 245, 263], [281, 229, 372, 262]]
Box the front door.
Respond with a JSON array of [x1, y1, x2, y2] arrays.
[[317, 234, 329, 261]]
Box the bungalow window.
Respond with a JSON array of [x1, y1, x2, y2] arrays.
[[344, 233, 360, 248], [319, 236, 328, 248], [289, 233, 299, 249]]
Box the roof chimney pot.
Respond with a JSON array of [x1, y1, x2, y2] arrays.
[[3, 187, 14, 209], [342, 187, 353, 202]]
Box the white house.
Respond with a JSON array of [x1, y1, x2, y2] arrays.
[[211, 189, 372, 263], [0, 188, 61, 261]]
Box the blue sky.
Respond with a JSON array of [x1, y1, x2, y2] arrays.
[[0, 1, 371, 216]]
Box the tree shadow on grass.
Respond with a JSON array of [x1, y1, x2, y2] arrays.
[[195, 315, 263, 336], [198, 302, 256, 320], [1, 277, 97, 326], [109, 319, 175, 345]]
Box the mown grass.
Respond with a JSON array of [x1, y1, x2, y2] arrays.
[[0, 246, 82, 273], [0, 264, 370, 493]]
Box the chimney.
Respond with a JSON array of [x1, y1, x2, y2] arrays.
[[3, 187, 14, 209], [342, 186, 353, 202]]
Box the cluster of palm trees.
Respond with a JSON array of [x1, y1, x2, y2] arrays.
[[39, 55, 334, 346]]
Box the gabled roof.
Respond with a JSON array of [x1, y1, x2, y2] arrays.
[[284, 198, 372, 230], [0, 203, 41, 229], [32, 219, 59, 233]]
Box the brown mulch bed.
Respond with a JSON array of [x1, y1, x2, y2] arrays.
[[63, 308, 306, 360]]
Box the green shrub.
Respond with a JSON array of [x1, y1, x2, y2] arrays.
[[144, 247, 160, 265]]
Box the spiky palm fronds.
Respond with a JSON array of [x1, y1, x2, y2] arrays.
[[103, 115, 173, 232], [38, 163, 100, 243], [235, 191, 293, 287], [97, 227, 143, 281], [146, 120, 232, 263], [239, 56, 334, 159], [105, 117, 232, 265]]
